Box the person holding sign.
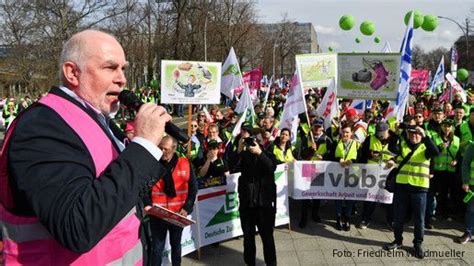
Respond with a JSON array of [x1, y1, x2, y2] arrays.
[[150, 136, 198, 265]]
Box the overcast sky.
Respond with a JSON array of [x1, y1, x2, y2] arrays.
[[256, 0, 473, 53]]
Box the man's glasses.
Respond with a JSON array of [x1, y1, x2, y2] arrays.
[[191, 124, 198, 128], [415, 115, 423, 118]]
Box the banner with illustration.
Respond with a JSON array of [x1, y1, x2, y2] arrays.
[[161, 60, 222, 104], [295, 53, 337, 89], [161, 164, 289, 261], [337, 53, 400, 100], [289, 161, 393, 204]]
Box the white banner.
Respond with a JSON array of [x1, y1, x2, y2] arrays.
[[289, 161, 393, 204], [161, 164, 289, 261]]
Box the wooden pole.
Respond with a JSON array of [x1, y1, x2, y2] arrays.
[[187, 104, 193, 158]]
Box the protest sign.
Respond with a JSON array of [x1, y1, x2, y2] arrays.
[[161, 60, 221, 104], [295, 53, 337, 88], [337, 53, 400, 100]]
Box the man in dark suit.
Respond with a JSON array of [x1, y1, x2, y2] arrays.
[[0, 29, 171, 264]]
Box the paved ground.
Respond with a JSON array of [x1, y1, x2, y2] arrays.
[[180, 199, 474, 265]]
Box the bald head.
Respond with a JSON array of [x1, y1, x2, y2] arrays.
[[59, 30, 121, 84], [59, 29, 127, 115]]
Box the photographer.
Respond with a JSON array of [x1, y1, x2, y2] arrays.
[[237, 128, 278, 266]]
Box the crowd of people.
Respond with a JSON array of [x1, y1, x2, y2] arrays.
[[111, 72, 474, 260], [1, 27, 474, 264]]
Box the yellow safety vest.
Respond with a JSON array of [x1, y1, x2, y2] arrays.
[[367, 135, 395, 164], [307, 137, 328, 161], [273, 144, 295, 163], [396, 140, 431, 188], [433, 135, 459, 172], [335, 139, 358, 161]]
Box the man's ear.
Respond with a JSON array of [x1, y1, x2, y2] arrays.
[[62, 62, 80, 87]]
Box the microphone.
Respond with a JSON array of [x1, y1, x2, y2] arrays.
[[118, 90, 190, 143]]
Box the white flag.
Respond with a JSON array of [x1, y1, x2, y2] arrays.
[[430, 56, 444, 94], [262, 76, 274, 109], [446, 72, 467, 102], [221, 47, 243, 99], [202, 106, 214, 123], [381, 41, 392, 53], [235, 84, 255, 115], [225, 107, 248, 146], [279, 71, 306, 131], [386, 11, 414, 122], [316, 78, 338, 129]]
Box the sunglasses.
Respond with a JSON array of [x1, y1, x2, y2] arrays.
[[415, 115, 423, 118], [191, 124, 198, 128]]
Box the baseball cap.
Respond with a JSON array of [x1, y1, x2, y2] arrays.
[[208, 140, 219, 149], [346, 108, 358, 118], [406, 125, 419, 134], [375, 122, 389, 138], [124, 122, 135, 132], [432, 107, 443, 113], [441, 119, 454, 126], [312, 118, 324, 127]]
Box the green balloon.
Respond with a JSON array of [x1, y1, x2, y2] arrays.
[[149, 79, 159, 89], [421, 15, 438, 31], [404, 10, 424, 29], [328, 47, 333, 52], [355, 37, 361, 43], [339, 15, 355, 31], [374, 36, 381, 43], [458, 68, 469, 82], [360, 21, 376, 36]]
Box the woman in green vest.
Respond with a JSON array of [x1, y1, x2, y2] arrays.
[[269, 128, 295, 164], [330, 121, 359, 231], [430, 119, 460, 222]]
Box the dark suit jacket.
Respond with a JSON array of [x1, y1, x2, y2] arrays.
[[7, 87, 163, 253]]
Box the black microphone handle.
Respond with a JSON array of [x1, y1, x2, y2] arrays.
[[165, 121, 190, 143]]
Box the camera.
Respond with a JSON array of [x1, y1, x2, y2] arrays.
[[352, 69, 372, 83], [244, 136, 257, 148]]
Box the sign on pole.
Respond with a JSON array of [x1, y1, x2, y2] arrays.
[[161, 60, 221, 104]]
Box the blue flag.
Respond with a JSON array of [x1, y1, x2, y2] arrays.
[[430, 56, 444, 94]]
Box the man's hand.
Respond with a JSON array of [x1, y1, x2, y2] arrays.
[[237, 137, 246, 153], [415, 126, 426, 138], [463, 184, 470, 193], [178, 209, 188, 216], [385, 159, 396, 169], [134, 103, 171, 146], [248, 141, 262, 155], [207, 151, 217, 162]]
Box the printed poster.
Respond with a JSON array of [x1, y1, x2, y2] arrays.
[[161, 60, 221, 104], [295, 53, 337, 88], [337, 53, 401, 100]]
